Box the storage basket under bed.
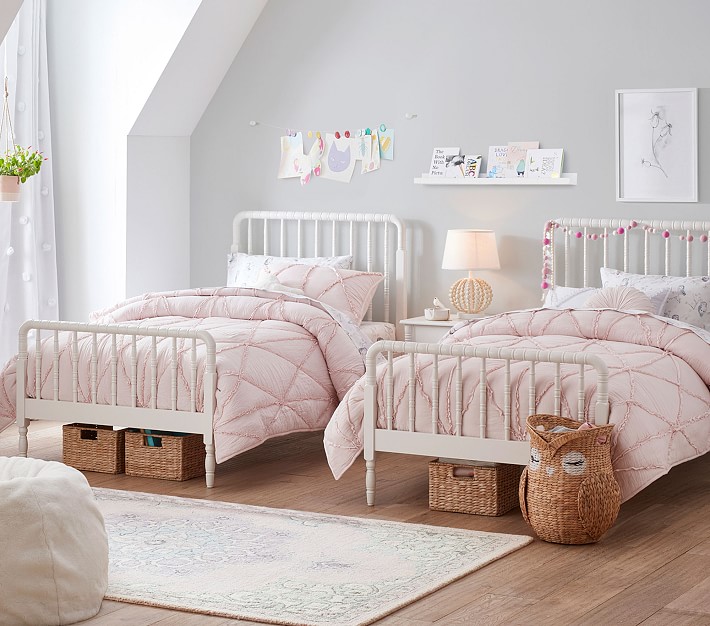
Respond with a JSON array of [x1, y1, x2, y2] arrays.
[[429, 459, 523, 516], [126, 428, 205, 480], [62, 423, 125, 474], [124, 429, 206, 481]]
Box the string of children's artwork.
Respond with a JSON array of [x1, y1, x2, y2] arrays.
[[251, 120, 395, 186]]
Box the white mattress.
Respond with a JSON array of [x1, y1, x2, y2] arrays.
[[359, 321, 396, 343]]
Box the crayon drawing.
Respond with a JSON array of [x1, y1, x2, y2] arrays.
[[278, 132, 304, 179], [320, 133, 356, 183], [362, 132, 380, 174], [379, 128, 394, 160]]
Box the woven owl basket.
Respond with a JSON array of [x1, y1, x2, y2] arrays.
[[519, 414, 621, 545]]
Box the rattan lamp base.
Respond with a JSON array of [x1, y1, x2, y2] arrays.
[[449, 277, 493, 314]]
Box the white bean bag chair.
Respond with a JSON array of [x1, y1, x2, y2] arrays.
[[0, 456, 108, 625]]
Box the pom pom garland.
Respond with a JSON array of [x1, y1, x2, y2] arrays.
[[541, 220, 710, 298]]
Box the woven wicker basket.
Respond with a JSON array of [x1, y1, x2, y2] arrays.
[[429, 459, 522, 516], [124, 430, 205, 481], [62, 423, 125, 474], [519, 414, 621, 544]]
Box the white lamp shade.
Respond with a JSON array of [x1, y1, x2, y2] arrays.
[[441, 229, 500, 270]]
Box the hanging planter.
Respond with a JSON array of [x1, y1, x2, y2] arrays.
[[0, 77, 46, 203]]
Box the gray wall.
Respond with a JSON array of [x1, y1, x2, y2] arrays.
[[190, 0, 710, 317], [126, 136, 191, 296]]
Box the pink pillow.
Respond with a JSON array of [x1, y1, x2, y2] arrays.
[[584, 286, 654, 313], [267, 262, 384, 324]]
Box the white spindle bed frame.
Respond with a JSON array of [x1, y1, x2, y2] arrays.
[[363, 217, 710, 505], [16, 211, 406, 487]]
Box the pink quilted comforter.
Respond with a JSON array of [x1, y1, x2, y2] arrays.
[[0, 288, 366, 463], [325, 308, 710, 501]]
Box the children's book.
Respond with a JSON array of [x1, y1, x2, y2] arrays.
[[429, 147, 461, 177], [444, 154, 466, 178], [462, 154, 482, 178], [486, 145, 508, 178], [525, 148, 564, 178], [506, 141, 539, 177]]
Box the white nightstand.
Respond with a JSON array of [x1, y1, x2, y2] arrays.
[[400, 316, 460, 343]]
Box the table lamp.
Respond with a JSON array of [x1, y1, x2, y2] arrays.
[[441, 229, 500, 316]]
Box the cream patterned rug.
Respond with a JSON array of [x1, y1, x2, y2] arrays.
[[95, 488, 532, 626]]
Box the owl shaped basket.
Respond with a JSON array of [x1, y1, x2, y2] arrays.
[[519, 414, 621, 545]]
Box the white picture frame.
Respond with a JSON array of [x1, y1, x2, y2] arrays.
[[616, 88, 698, 203]]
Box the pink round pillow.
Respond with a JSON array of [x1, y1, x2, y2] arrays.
[[584, 286, 654, 313]]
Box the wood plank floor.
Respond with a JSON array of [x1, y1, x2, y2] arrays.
[[3, 422, 710, 625]]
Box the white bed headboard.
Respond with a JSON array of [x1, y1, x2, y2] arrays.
[[544, 217, 710, 292], [232, 211, 407, 328]]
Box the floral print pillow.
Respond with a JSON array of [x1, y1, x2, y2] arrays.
[[227, 253, 352, 288], [601, 268, 710, 329]]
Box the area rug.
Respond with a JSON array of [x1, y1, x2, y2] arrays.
[[94, 488, 532, 626]]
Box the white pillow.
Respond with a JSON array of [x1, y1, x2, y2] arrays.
[[600, 268, 710, 328], [543, 286, 598, 309], [543, 283, 667, 314], [584, 286, 654, 313], [227, 253, 352, 287]]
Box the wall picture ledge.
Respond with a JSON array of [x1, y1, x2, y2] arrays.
[[615, 88, 698, 203]]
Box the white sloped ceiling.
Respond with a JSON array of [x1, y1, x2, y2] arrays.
[[130, 0, 267, 136]]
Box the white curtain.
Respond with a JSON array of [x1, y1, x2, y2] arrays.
[[0, 0, 57, 366]]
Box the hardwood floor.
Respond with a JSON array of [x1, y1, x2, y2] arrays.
[[3, 421, 710, 625]]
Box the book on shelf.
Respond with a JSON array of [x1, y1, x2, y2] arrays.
[[486, 145, 508, 178], [506, 141, 539, 177], [429, 147, 461, 177], [525, 148, 564, 178], [462, 154, 483, 178]]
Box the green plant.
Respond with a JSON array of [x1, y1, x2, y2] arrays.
[[0, 145, 45, 182]]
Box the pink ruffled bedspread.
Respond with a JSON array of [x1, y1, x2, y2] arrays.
[[324, 308, 710, 502], [0, 288, 365, 463]]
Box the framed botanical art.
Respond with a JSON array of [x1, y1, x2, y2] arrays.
[[616, 88, 698, 202]]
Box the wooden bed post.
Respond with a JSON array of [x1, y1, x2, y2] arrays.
[[198, 330, 217, 488], [364, 342, 380, 506], [16, 321, 30, 457], [391, 216, 407, 339]]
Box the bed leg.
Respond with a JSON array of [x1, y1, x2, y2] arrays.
[[366, 459, 376, 506], [205, 442, 215, 488], [18, 419, 28, 457]]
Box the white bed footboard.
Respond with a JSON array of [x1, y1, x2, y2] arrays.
[[16, 321, 218, 487], [363, 340, 610, 506]]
